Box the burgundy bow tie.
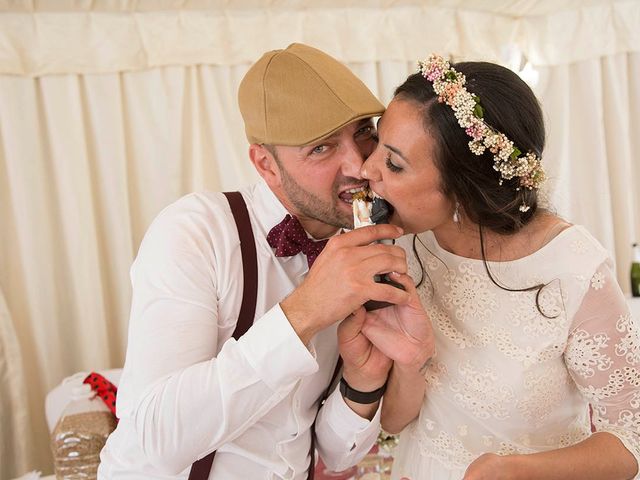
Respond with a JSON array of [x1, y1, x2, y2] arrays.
[[267, 214, 328, 268]]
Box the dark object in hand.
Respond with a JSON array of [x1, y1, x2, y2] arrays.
[[370, 196, 391, 224], [364, 197, 403, 311]]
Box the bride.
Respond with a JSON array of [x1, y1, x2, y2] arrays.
[[357, 55, 640, 480]]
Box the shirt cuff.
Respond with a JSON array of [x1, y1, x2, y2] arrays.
[[323, 386, 381, 435], [315, 387, 382, 472], [236, 303, 318, 392]]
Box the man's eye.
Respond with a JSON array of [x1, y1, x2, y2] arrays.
[[311, 145, 328, 154], [357, 125, 376, 138]]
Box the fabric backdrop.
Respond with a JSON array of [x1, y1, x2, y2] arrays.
[[1, 1, 639, 477]]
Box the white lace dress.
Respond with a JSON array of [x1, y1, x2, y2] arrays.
[[391, 226, 640, 480]]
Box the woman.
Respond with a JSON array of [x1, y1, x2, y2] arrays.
[[360, 56, 640, 479]]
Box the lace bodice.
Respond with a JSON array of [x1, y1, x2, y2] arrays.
[[392, 226, 640, 480]]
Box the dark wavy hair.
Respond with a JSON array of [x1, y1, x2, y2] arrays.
[[395, 61, 545, 234], [399, 61, 558, 316]]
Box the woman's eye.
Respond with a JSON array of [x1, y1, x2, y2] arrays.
[[385, 154, 402, 173]]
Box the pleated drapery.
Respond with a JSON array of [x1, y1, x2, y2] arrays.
[[1, 1, 639, 477]]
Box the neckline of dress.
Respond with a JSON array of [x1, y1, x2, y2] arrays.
[[423, 224, 581, 266]]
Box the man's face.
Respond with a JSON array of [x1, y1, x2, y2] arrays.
[[269, 119, 378, 235]]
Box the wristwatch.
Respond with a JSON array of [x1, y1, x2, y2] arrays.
[[339, 377, 387, 404]]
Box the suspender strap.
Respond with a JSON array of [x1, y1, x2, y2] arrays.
[[223, 191, 259, 339], [188, 191, 339, 480], [188, 191, 257, 480], [308, 356, 343, 480]]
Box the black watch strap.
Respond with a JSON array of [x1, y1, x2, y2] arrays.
[[339, 377, 387, 404]]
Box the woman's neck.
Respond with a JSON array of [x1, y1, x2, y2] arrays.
[[431, 210, 570, 262]]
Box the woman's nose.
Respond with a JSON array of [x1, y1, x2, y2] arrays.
[[361, 154, 381, 181]]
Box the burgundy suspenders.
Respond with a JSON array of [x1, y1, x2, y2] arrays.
[[187, 192, 257, 480], [188, 191, 341, 480]]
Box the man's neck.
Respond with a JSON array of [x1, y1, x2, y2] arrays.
[[296, 215, 340, 240]]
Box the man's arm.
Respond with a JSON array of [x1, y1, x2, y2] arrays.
[[116, 203, 319, 474]]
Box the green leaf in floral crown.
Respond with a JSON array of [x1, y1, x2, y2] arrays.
[[445, 71, 458, 81], [473, 103, 484, 118], [510, 147, 522, 160]]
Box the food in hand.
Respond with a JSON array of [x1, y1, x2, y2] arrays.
[[352, 189, 391, 228]]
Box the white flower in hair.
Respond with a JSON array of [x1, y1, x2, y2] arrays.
[[418, 54, 546, 212]]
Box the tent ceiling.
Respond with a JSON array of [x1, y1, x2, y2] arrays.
[[1, 0, 627, 17]]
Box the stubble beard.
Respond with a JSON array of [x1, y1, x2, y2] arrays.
[[278, 163, 354, 231]]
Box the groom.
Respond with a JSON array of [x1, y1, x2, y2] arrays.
[[98, 43, 414, 479]]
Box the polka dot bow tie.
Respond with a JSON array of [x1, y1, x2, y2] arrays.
[[267, 214, 328, 268]]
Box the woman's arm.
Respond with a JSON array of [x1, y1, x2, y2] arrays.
[[360, 272, 435, 434], [381, 362, 427, 433], [465, 432, 637, 480], [465, 258, 640, 480]]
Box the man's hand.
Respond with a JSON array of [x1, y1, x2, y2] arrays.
[[281, 224, 409, 344], [338, 307, 392, 390], [360, 272, 435, 372], [337, 306, 391, 419]]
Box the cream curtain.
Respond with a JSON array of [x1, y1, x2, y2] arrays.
[[1, 1, 639, 477]]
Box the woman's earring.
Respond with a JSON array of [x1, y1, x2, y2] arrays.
[[453, 201, 460, 223]]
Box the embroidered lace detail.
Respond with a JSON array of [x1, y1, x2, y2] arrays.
[[396, 231, 640, 475], [449, 361, 515, 420], [442, 263, 497, 323], [423, 360, 448, 393], [508, 285, 566, 337], [623, 366, 640, 387], [570, 239, 588, 254], [565, 329, 612, 378], [517, 364, 570, 426], [615, 314, 640, 365], [574, 274, 590, 295], [495, 329, 565, 367], [416, 427, 475, 469], [496, 440, 535, 456], [545, 425, 591, 448], [577, 369, 626, 400], [590, 271, 606, 290], [431, 304, 493, 349], [426, 255, 441, 272]]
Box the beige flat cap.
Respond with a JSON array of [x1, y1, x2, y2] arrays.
[[239, 43, 384, 146]]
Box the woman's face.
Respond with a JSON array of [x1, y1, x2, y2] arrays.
[[363, 98, 455, 234]]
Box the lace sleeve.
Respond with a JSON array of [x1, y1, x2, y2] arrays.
[[565, 259, 640, 467]]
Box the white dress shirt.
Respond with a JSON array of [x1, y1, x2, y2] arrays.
[[98, 180, 381, 479]]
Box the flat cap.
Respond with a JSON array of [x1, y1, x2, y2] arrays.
[[239, 43, 384, 146]]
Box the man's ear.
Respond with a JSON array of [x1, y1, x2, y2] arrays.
[[249, 144, 281, 187]]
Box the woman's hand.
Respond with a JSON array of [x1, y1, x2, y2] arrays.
[[361, 272, 435, 372]]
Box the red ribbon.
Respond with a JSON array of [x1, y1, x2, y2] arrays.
[[83, 372, 118, 418]]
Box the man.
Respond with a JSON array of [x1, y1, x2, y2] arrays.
[[98, 43, 411, 479]]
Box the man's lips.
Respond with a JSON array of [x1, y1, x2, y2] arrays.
[[338, 184, 368, 203]]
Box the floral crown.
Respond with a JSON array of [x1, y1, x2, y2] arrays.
[[417, 54, 545, 213]]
